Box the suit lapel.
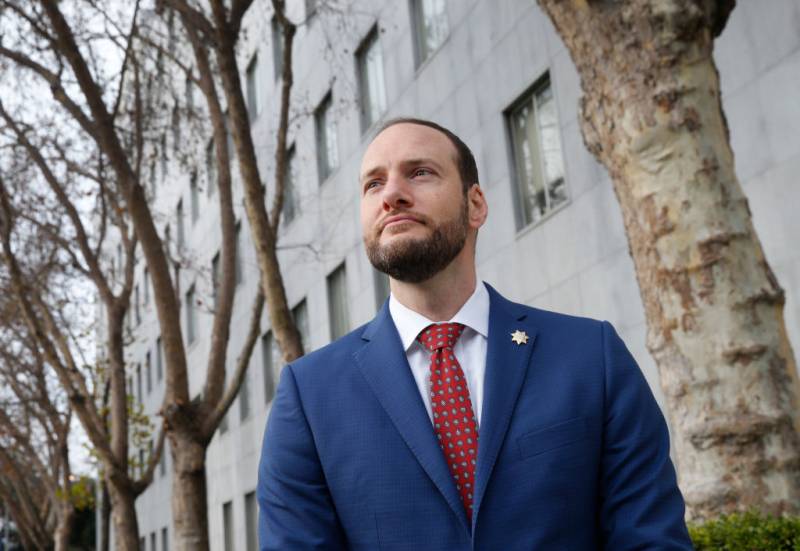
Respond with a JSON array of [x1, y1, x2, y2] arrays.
[[472, 285, 537, 529], [354, 303, 469, 530]]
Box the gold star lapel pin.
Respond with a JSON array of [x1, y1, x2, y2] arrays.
[[510, 330, 529, 345]]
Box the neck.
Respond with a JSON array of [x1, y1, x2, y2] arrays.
[[390, 252, 477, 321]]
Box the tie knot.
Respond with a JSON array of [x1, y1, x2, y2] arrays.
[[417, 323, 465, 352]]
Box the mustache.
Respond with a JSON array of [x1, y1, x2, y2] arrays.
[[377, 211, 429, 232]]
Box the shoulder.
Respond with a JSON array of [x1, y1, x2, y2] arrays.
[[286, 322, 371, 379], [489, 284, 606, 335]]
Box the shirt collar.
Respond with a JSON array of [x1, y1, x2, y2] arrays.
[[389, 281, 490, 352]]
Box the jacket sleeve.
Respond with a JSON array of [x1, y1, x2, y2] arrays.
[[257, 364, 346, 551], [599, 321, 693, 550]]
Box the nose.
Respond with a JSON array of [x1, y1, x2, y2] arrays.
[[382, 171, 413, 211]]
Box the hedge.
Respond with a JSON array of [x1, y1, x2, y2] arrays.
[[689, 510, 800, 550]]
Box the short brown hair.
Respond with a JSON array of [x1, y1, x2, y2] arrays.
[[376, 118, 479, 194]]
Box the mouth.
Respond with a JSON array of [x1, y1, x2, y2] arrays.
[[380, 214, 423, 232]]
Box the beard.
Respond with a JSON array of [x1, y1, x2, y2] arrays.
[[365, 201, 469, 283]]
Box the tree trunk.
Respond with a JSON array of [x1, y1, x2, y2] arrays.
[[53, 505, 75, 551], [214, 15, 304, 365], [537, 0, 800, 520], [106, 476, 141, 551], [170, 436, 209, 551], [100, 481, 111, 551]]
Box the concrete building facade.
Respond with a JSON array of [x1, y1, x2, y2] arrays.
[[118, 0, 800, 549]]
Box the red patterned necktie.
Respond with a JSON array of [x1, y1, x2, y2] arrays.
[[418, 322, 479, 521]]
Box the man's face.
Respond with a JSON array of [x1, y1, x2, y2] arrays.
[[359, 123, 476, 283]]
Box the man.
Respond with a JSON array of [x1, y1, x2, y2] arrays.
[[257, 118, 692, 550]]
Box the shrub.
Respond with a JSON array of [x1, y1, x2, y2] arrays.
[[689, 510, 800, 550]]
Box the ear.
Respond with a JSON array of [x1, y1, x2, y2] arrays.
[[466, 184, 488, 230]]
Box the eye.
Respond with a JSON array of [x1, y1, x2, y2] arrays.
[[412, 167, 433, 178], [364, 180, 382, 192]]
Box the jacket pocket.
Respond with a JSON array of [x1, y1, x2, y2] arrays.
[[517, 417, 589, 459]]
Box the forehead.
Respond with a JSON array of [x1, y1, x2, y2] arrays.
[[360, 123, 458, 177]]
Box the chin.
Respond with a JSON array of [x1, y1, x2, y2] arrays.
[[379, 231, 425, 249]]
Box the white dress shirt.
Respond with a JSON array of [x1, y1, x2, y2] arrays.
[[389, 282, 489, 427]]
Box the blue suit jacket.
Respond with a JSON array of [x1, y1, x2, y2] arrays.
[[257, 285, 692, 550]]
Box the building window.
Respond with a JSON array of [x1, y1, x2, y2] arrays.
[[134, 284, 141, 324], [239, 367, 251, 422], [185, 285, 196, 345], [292, 299, 309, 351], [356, 27, 386, 132], [206, 139, 216, 196], [411, 0, 449, 66], [185, 75, 194, 112], [272, 16, 284, 80], [161, 527, 169, 551], [246, 53, 260, 121], [150, 532, 156, 551], [507, 74, 567, 227], [156, 337, 163, 382], [136, 363, 143, 404], [140, 537, 145, 551], [245, 491, 258, 551], [158, 444, 167, 477], [261, 331, 279, 404], [145, 353, 152, 394], [281, 146, 297, 226], [373, 269, 390, 310], [327, 263, 350, 340], [190, 173, 199, 224], [164, 224, 171, 259], [143, 268, 149, 305], [160, 134, 168, 179], [172, 106, 181, 153], [149, 161, 157, 198], [314, 91, 339, 183], [176, 199, 185, 249], [222, 501, 234, 551], [305, 0, 317, 19]]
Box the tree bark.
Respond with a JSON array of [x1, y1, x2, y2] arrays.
[[211, 0, 304, 365], [170, 435, 209, 551], [53, 505, 75, 551], [537, 0, 800, 520], [100, 481, 111, 551], [106, 476, 141, 551]]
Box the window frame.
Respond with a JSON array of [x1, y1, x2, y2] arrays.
[[190, 173, 199, 224], [246, 52, 261, 121], [261, 331, 278, 404], [281, 145, 298, 226], [176, 199, 185, 249], [206, 138, 216, 197], [271, 16, 284, 81], [239, 366, 251, 422], [410, 0, 450, 68], [222, 501, 234, 551], [327, 263, 350, 341], [314, 91, 339, 184], [355, 26, 387, 133], [156, 336, 163, 382], [505, 73, 569, 230], [185, 284, 196, 345]]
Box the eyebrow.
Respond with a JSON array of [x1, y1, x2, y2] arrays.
[[400, 157, 446, 172], [360, 157, 446, 183]]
